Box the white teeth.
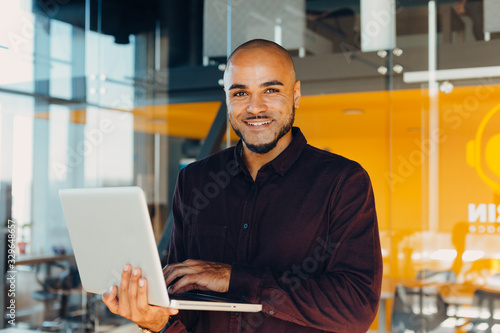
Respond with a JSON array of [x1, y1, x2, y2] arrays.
[[247, 120, 272, 126]]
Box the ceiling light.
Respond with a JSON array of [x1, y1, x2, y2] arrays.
[[462, 250, 485, 262], [377, 66, 388, 75], [393, 64, 404, 74], [439, 81, 454, 94], [342, 109, 364, 115], [149, 118, 166, 123], [393, 48, 403, 57], [430, 249, 457, 261]]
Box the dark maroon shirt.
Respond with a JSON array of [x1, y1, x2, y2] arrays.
[[166, 127, 382, 333]]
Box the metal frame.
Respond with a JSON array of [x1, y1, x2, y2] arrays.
[[157, 102, 228, 262]]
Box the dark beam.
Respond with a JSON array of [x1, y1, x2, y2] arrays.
[[157, 102, 228, 263]]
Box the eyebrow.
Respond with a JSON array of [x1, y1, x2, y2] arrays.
[[228, 80, 284, 90]]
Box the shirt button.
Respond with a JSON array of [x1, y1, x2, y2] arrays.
[[243, 223, 249, 229], [269, 310, 275, 315]]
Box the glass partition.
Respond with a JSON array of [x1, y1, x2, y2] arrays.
[[389, 1, 500, 332], [0, 0, 215, 329], [225, 1, 393, 331], [2, 0, 500, 331]]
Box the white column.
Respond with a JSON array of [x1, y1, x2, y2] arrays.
[[428, 0, 439, 232], [360, 0, 396, 52]]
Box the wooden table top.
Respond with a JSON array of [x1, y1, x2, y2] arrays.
[[381, 277, 500, 305], [16, 253, 74, 265]]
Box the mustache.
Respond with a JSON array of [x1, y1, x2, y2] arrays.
[[244, 114, 273, 121]]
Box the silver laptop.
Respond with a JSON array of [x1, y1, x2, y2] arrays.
[[59, 186, 262, 312]]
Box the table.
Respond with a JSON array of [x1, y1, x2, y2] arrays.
[[380, 277, 500, 333], [17, 253, 74, 266], [378, 290, 394, 333]]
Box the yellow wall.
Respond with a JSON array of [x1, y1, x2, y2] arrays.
[[37, 85, 500, 281], [35, 85, 500, 331]]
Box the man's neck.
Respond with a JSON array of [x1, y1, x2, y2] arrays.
[[241, 131, 293, 180]]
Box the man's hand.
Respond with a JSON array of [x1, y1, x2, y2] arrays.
[[102, 264, 179, 332], [163, 259, 231, 295]]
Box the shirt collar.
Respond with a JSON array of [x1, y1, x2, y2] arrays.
[[233, 127, 307, 177]]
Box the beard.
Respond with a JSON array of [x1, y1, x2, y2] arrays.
[[231, 105, 295, 155]]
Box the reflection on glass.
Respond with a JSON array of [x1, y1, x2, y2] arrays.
[[0, 1, 35, 92], [1, 0, 500, 331]]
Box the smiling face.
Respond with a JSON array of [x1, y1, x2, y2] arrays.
[[223, 44, 301, 154]]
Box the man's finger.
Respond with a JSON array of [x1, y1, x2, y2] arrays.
[[102, 285, 119, 314], [137, 278, 149, 313], [164, 264, 203, 286], [170, 283, 201, 295], [163, 260, 202, 276], [137, 278, 180, 316], [118, 264, 132, 316], [128, 267, 141, 314], [164, 266, 188, 286], [169, 273, 205, 294]]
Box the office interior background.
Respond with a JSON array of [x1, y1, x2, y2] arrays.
[[1, 0, 500, 332]]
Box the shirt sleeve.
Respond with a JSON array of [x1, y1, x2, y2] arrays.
[[227, 165, 383, 332]]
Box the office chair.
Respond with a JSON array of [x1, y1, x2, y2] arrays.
[[463, 289, 500, 333], [416, 269, 457, 283], [390, 284, 449, 333], [32, 262, 84, 331]]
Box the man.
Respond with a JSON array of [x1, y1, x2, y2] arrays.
[[103, 39, 382, 332]]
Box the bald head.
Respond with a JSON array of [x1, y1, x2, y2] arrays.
[[222, 39, 301, 156], [225, 39, 296, 82]]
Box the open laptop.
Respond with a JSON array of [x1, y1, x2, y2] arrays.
[[59, 186, 262, 312]]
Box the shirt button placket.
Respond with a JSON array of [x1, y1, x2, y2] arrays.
[[239, 182, 257, 261], [245, 182, 258, 232]]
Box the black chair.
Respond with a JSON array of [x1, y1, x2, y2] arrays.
[[390, 284, 449, 333], [464, 289, 500, 333], [32, 262, 83, 331], [416, 269, 457, 283]]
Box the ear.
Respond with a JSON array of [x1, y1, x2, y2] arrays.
[[293, 80, 301, 109]]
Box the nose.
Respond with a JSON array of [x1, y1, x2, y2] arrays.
[[247, 94, 267, 114]]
